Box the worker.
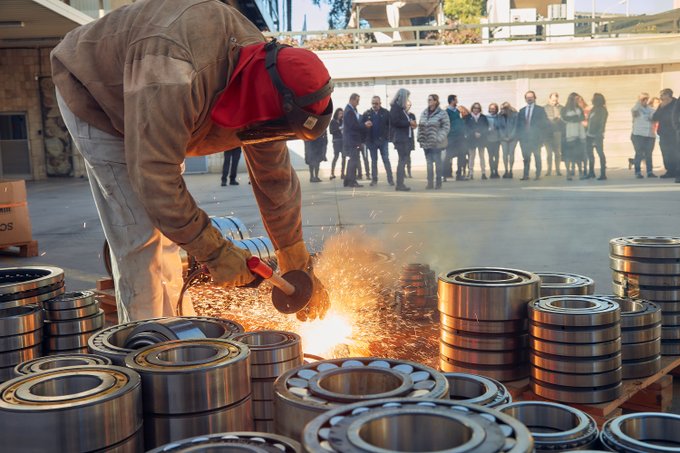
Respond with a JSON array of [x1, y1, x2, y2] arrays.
[[51, 0, 332, 323]]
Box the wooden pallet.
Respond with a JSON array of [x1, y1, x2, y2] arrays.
[[93, 277, 117, 326], [0, 239, 38, 257], [514, 356, 680, 426]]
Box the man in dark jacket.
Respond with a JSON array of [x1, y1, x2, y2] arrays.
[[517, 91, 549, 180], [652, 88, 678, 178], [445, 95, 467, 181], [343, 93, 364, 188], [362, 96, 394, 186]]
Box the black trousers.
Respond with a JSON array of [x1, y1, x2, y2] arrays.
[[586, 136, 606, 176], [221, 147, 241, 183], [659, 134, 678, 175], [487, 141, 500, 175], [520, 143, 541, 178], [344, 145, 361, 186]]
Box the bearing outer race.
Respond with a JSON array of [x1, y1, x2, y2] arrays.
[[0, 343, 41, 367], [0, 329, 42, 351], [0, 365, 142, 452], [622, 324, 662, 344], [125, 339, 251, 414], [146, 431, 301, 453], [610, 236, 680, 259], [612, 270, 680, 287], [601, 297, 662, 329], [531, 366, 622, 387], [47, 332, 93, 351], [528, 297, 620, 327], [440, 313, 527, 334], [612, 283, 680, 306], [443, 372, 511, 407], [622, 338, 661, 361], [251, 357, 303, 379], [530, 337, 621, 357], [529, 321, 621, 344], [440, 340, 528, 364], [0, 284, 65, 309], [0, 304, 43, 336], [530, 351, 622, 374], [44, 309, 105, 336], [44, 302, 99, 321], [622, 356, 662, 379], [440, 356, 530, 381], [14, 353, 111, 376], [253, 399, 273, 419], [531, 379, 622, 404], [661, 341, 680, 355], [600, 412, 680, 452], [537, 272, 595, 297], [440, 328, 528, 350], [232, 330, 302, 364], [0, 266, 64, 296], [42, 291, 96, 311], [610, 256, 680, 276]]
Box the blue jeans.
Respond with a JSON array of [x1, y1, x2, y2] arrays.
[[367, 140, 394, 183], [424, 148, 443, 187]]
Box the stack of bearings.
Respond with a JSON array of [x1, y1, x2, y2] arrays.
[[600, 412, 680, 452], [602, 296, 662, 379], [302, 398, 534, 453], [438, 268, 540, 381], [536, 272, 595, 296], [13, 353, 111, 377], [149, 432, 301, 453], [232, 330, 303, 433], [88, 316, 244, 365], [0, 305, 43, 383], [529, 296, 622, 403], [610, 236, 680, 355], [273, 357, 449, 440], [0, 365, 143, 452], [125, 338, 253, 449], [394, 263, 438, 320], [497, 401, 599, 451], [42, 291, 104, 355], [0, 266, 65, 309], [210, 215, 250, 240], [443, 372, 511, 408]]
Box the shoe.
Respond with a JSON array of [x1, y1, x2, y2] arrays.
[[509, 171, 513, 179], [456, 175, 465, 181], [369, 181, 377, 187], [407, 173, 413, 178], [628, 158, 635, 170], [425, 184, 434, 190], [661, 173, 674, 179], [435, 183, 442, 189], [567, 176, 573, 181], [340, 173, 345, 179], [545, 171, 552, 176], [330, 175, 336, 180], [648, 173, 658, 178], [395, 185, 411, 191], [220, 181, 227, 187], [491, 173, 500, 179], [579, 175, 588, 180], [597, 175, 607, 180], [636, 173, 644, 179], [534, 176, 541, 181], [388, 181, 395, 186], [468, 174, 474, 180], [520, 176, 529, 181], [229, 180, 239, 186], [349, 182, 363, 188], [481, 173, 488, 180], [588, 173, 596, 179], [502, 172, 508, 179]]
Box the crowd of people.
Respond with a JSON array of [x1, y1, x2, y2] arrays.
[[299, 87, 680, 191]]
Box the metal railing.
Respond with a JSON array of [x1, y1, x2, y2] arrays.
[[263, 9, 680, 50]]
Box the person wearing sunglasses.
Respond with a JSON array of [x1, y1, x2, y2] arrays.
[[52, 0, 332, 323]]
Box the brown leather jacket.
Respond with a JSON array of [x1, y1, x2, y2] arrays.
[[51, 0, 302, 256]]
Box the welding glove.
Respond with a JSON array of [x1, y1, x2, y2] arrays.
[[183, 225, 256, 287], [276, 241, 330, 322]]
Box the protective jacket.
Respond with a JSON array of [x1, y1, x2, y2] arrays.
[[51, 0, 302, 257]]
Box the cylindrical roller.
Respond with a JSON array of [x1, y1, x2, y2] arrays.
[[44, 303, 99, 321], [88, 316, 244, 365], [0, 329, 42, 351], [610, 256, 680, 276], [622, 338, 661, 361], [143, 396, 253, 450], [209, 215, 250, 240], [530, 337, 621, 357], [253, 399, 273, 419], [530, 351, 622, 374], [498, 401, 598, 451], [600, 412, 680, 452], [0, 344, 41, 367], [438, 268, 540, 320], [0, 304, 43, 336], [622, 356, 661, 379], [531, 366, 622, 387], [47, 333, 93, 351], [531, 379, 622, 404], [302, 398, 534, 453], [42, 291, 96, 311], [273, 357, 448, 441], [440, 312, 527, 334], [529, 296, 620, 327], [610, 236, 680, 259], [14, 353, 111, 376], [537, 272, 595, 297], [443, 373, 511, 407], [0, 365, 142, 452], [125, 339, 251, 414], [147, 431, 300, 453], [123, 317, 206, 349], [529, 321, 621, 344], [232, 330, 302, 364], [440, 341, 529, 365], [44, 310, 105, 336], [440, 328, 527, 350], [439, 356, 530, 381], [0, 266, 64, 296]]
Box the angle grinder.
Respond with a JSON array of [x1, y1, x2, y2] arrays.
[[247, 256, 313, 315]]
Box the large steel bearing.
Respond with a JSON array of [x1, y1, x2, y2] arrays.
[[14, 353, 111, 376], [600, 412, 680, 452], [0, 365, 142, 452], [210, 215, 250, 240], [125, 338, 251, 414], [443, 373, 511, 408], [610, 236, 680, 259], [531, 379, 622, 404], [498, 401, 598, 451], [530, 351, 622, 374], [610, 256, 680, 276], [438, 268, 540, 320], [440, 312, 527, 334], [439, 356, 531, 382], [537, 272, 595, 297], [42, 291, 96, 311], [44, 309, 105, 336], [302, 398, 534, 453], [273, 357, 448, 440], [148, 432, 301, 453], [88, 316, 243, 364], [0, 304, 42, 337], [529, 296, 620, 327], [0, 267, 65, 308]]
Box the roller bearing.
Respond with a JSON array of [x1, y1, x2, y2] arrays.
[[537, 272, 595, 297], [600, 412, 680, 452], [148, 432, 301, 453], [443, 373, 511, 407], [13, 353, 111, 377]]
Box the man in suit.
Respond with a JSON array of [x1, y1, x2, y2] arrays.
[[517, 91, 549, 180], [363, 96, 394, 186], [343, 93, 364, 188]]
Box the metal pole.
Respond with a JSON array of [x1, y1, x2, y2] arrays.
[[592, 0, 596, 36]]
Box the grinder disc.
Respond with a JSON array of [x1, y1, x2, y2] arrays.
[[272, 270, 313, 314]]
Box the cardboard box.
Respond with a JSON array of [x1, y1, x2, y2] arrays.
[[0, 180, 32, 246]]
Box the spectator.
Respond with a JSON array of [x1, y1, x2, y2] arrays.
[[486, 103, 501, 179], [220, 147, 241, 186], [466, 102, 489, 180], [577, 95, 592, 177], [362, 96, 394, 186], [329, 108, 345, 180], [499, 102, 518, 179], [631, 92, 658, 179], [652, 88, 677, 178], [561, 92, 586, 181], [343, 93, 364, 188], [390, 88, 415, 191], [418, 94, 450, 189], [445, 95, 468, 181], [406, 100, 417, 178], [305, 130, 327, 182], [543, 92, 564, 176], [673, 90, 680, 183], [586, 93, 609, 180], [517, 91, 549, 181]]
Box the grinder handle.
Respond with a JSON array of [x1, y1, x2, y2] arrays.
[[247, 256, 296, 296]]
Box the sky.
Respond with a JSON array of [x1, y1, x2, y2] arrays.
[[292, 0, 677, 31]]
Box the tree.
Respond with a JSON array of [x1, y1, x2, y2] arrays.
[[444, 0, 486, 23], [311, 0, 352, 29]]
